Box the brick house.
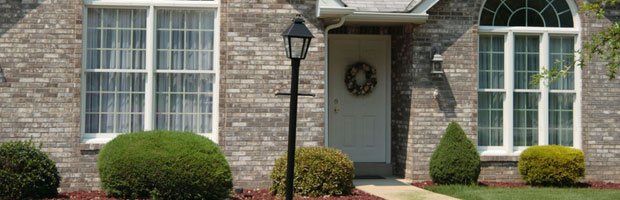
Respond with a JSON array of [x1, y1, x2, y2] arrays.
[[0, 0, 618, 191]]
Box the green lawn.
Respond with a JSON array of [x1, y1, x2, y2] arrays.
[[426, 185, 620, 200]]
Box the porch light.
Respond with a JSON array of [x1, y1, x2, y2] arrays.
[[282, 16, 314, 60], [280, 15, 314, 200], [431, 47, 444, 76]]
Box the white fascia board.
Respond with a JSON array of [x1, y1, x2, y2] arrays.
[[318, 6, 356, 18], [345, 12, 428, 24], [318, 8, 428, 24], [318, 7, 428, 24]]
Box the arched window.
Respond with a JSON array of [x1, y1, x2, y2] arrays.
[[477, 0, 581, 155], [480, 0, 574, 27]]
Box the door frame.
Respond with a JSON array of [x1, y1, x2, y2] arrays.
[[324, 34, 392, 164]]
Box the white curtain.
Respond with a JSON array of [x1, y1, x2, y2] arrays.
[[155, 9, 216, 134], [549, 94, 574, 146], [85, 8, 147, 134]]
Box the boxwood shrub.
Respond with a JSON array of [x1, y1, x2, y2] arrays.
[[271, 147, 354, 197], [98, 131, 232, 199], [429, 122, 481, 185], [0, 141, 60, 199], [518, 145, 585, 186]]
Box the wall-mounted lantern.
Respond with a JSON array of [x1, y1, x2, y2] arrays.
[[431, 47, 444, 76]]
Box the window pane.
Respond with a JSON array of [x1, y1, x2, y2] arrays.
[[156, 74, 215, 134], [549, 93, 574, 146], [85, 8, 147, 134], [478, 92, 504, 146], [157, 9, 215, 70], [514, 92, 539, 146], [514, 35, 539, 89], [479, 36, 504, 89], [550, 36, 575, 90], [87, 8, 147, 70], [482, 0, 574, 27], [84, 72, 146, 134]]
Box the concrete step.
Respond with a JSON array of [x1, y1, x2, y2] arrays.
[[354, 162, 392, 178]]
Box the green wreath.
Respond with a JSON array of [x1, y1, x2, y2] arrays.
[[345, 62, 377, 96]]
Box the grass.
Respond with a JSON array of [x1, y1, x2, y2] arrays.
[[426, 185, 620, 200]]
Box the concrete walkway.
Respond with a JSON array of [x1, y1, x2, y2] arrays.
[[354, 178, 458, 200]]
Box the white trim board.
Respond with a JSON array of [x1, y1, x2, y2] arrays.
[[476, 0, 582, 156], [81, 0, 221, 144]]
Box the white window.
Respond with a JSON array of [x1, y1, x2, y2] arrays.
[[477, 0, 581, 155], [81, 0, 220, 143]]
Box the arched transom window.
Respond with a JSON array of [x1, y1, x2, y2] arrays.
[[477, 0, 581, 156], [480, 0, 574, 27]]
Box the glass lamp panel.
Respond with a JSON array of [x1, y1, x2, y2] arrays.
[[289, 37, 305, 59], [283, 36, 291, 58], [301, 37, 311, 59]]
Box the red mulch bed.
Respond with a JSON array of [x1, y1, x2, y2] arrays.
[[47, 189, 383, 200], [48, 191, 117, 200], [411, 181, 620, 190], [232, 189, 384, 200]]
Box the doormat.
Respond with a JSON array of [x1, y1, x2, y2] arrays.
[[354, 175, 385, 179]]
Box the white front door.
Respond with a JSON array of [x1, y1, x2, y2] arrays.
[[328, 35, 390, 163]]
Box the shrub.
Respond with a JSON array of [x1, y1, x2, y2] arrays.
[[429, 122, 481, 185], [270, 147, 354, 197], [0, 141, 60, 199], [98, 131, 232, 199], [518, 145, 585, 186]]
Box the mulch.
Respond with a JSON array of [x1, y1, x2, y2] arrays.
[[232, 189, 384, 200], [48, 191, 117, 200], [411, 181, 620, 190], [47, 189, 384, 200]]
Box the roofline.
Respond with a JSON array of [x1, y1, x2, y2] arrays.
[[318, 7, 428, 24], [409, 0, 439, 13], [317, 0, 438, 24], [345, 12, 428, 24]]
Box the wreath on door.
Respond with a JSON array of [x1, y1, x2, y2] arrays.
[[345, 62, 377, 96]]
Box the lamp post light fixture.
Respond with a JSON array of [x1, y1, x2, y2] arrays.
[[281, 15, 314, 200], [430, 47, 444, 76]]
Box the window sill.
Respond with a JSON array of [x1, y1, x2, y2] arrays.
[[80, 133, 217, 145], [480, 155, 519, 162]]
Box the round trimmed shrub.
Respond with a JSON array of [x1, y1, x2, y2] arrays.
[[270, 147, 354, 197], [518, 145, 585, 186], [429, 122, 481, 185], [0, 141, 60, 199], [98, 131, 232, 199]]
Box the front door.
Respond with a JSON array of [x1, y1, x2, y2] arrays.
[[328, 35, 390, 163]]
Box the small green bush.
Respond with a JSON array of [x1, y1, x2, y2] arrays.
[[270, 147, 354, 197], [0, 141, 60, 199], [518, 145, 585, 186], [98, 131, 232, 199], [429, 122, 481, 185]]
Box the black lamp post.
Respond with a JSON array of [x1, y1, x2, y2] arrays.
[[281, 16, 314, 200]]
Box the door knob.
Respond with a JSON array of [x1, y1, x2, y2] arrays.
[[334, 107, 341, 113]]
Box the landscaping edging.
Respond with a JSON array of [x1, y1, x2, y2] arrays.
[[46, 189, 384, 200], [412, 181, 620, 189]]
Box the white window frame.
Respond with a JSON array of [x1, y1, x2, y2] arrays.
[[81, 0, 221, 143], [477, 0, 582, 156]]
